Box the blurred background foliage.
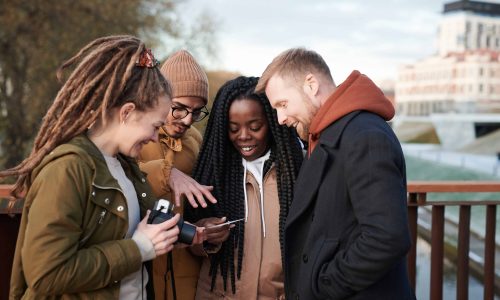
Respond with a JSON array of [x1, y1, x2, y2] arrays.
[[192, 70, 240, 134], [0, 0, 237, 173]]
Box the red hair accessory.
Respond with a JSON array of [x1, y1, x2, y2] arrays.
[[136, 48, 160, 68]]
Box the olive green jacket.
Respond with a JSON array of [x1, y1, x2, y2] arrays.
[[10, 134, 157, 299]]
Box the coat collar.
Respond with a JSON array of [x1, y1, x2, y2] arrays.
[[317, 111, 361, 150], [285, 111, 361, 228], [159, 127, 183, 152], [40, 134, 144, 190], [69, 135, 123, 189]]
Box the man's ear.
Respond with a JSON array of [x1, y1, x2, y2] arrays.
[[119, 102, 136, 123], [303, 73, 319, 97]]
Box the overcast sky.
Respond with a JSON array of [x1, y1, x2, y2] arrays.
[[178, 0, 500, 86]]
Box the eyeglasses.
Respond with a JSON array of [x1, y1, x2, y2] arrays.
[[171, 106, 209, 122]]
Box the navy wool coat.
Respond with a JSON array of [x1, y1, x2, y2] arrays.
[[284, 111, 415, 300]]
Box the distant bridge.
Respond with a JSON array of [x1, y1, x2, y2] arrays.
[[393, 113, 500, 150]]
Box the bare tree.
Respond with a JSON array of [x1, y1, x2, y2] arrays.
[[0, 0, 217, 169]]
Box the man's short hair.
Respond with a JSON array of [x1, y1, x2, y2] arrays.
[[255, 47, 333, 93]]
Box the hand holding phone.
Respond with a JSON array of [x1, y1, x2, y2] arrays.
[[207, 218, 245, 228], [197, 217, 243, 244]]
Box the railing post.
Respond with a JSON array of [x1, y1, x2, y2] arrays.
[[407, 192, 418, 290], [457, 205, 471, 300], [431, 205, 445, 300], [484, 205, 497, 300]]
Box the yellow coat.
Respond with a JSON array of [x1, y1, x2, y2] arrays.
[[138, 126, 203, 300]]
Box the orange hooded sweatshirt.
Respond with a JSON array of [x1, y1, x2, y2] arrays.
[[308, 70, 395, 157]]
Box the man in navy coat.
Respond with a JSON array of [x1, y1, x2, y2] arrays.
[[256, 48, 415, 300]]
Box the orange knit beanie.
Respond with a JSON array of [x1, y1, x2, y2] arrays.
[[160, 50, 209, 104]]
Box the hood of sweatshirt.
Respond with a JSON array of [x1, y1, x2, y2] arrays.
[[307, 70, 394, 156]]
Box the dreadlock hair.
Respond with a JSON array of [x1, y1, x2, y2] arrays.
[[0, 35, 171, 198], [185, 76, 303, 294]]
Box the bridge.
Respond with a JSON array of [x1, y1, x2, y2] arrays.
[[393, 114, 500, 150], [1, 182, 500, 300]]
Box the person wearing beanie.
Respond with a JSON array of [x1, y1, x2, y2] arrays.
[[138, 50, 223, 300]]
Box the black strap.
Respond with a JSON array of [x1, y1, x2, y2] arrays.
[[167, 252, 177, 300]]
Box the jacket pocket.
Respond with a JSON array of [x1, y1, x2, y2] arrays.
[[79, 204, 108, 248], [79, 188, 120, 248], [311, 238, 339, 298]]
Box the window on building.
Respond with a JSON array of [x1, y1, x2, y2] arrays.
[[477, 23, 483, 49]]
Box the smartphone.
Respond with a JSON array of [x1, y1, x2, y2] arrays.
[[208, 218, 245, 228]]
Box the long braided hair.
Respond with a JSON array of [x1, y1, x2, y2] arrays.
[[0, 35, 171, 197], [185, 76, 303, 294]]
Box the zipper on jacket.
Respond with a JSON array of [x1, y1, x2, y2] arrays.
[[98, 210, 107, 224], [78, 184, 124, 248], [79, 208, 108, 248]]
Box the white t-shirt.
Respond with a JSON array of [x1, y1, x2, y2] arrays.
[[103, 154, 149, 300]]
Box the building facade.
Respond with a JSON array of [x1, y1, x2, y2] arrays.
[[396, 0, 500, 116]]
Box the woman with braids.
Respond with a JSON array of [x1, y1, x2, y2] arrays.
[[185, 76, 303, 299], [2, 35, 204, 299]]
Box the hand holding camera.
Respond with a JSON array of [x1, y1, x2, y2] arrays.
[[147, 199, 198, 245], [136, 210, 180, 257]]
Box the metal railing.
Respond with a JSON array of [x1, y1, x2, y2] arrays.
[[407, 181, 500, 300], [1, 182, 500, 300], [0, 184, 19, 300]]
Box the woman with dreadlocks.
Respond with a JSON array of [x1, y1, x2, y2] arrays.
[[2, 35, 203, 299], [185, 76, 303, 299]]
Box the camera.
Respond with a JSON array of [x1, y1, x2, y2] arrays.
[[147, 199, 196, 245]]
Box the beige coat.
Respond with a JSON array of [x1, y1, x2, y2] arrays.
[[195, 166, 285, 300], [138, 126, 203, 300]]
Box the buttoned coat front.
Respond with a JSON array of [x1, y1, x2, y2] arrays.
[[10, 134, 157, 299], [284, 111, 414, 300]]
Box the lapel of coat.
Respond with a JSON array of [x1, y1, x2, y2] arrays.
[[285, 111, 362, 229], [285, 145, 328, 228]]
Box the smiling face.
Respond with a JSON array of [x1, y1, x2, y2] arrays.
[[265, 74, 318, 138], [164, 96, 206, 138], [118, 94, 171, 157], [228, 98, 270, 161]]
